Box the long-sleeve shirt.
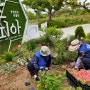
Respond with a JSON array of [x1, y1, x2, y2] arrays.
[[75, 57, 82, 69], [31, 51, 53, 70]]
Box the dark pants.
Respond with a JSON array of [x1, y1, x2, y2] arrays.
[[27, 62, 38, 76], [82, 58, 90, 70], [27, 59, 51, 76]]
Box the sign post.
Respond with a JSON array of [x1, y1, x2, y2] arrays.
[[0, 0, 27, 53]]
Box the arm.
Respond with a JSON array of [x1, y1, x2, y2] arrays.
[[75, 57, 82, 69], [32, 55, 39, 70]]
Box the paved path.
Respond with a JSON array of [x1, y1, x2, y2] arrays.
[[61, 24, 90, 38]]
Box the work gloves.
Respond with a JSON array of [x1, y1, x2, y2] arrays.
[[39, 67, 49, 71]]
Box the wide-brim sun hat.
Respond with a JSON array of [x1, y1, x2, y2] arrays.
[[68, 39, 81, 51], [40, 46, 50, 56]]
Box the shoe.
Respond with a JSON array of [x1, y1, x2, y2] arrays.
[[25, 82, 30, 86], [33, 75, 39, 81], [35, 77, 39, 81]]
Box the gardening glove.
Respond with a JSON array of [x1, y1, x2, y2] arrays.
[[40, 67, 45, 71], [45, 67, 49, 71]]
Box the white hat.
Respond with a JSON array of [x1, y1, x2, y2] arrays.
[[68, 39, 81, 51], [40, 46, 50, 56]]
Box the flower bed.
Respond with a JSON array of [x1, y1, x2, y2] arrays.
[[66, 68, 90, 90]]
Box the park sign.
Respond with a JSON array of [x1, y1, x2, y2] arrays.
[[0, 0, 27, 53]]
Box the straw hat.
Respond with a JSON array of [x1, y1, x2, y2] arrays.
[[40, 46, 50, 56], [68, 39, 81, 51]]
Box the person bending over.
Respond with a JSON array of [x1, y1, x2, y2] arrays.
[[27, 46, 53, 81], [68, 39, 90, 70]]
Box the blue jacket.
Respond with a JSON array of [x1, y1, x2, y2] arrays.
[[78, 43, 90, 58], [31, 50, 53, 70]]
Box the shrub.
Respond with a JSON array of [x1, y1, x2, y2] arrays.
[[37, 71, 64, 90], [4, 52, 14, 62], [27, 39, 36, 51], [64, 51, 78, 61], [26, 11, 36, 20], [86, 33, 90, 40], [45, 26, 63, 42], [52, 40, 66, 64], [75, 26, 86, 40]]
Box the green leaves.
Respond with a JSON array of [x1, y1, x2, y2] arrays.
[[37, 71, 65, 90], [75, 26, 86, 40]]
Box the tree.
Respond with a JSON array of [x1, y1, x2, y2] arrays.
[[75, 26, 86, 40], [65, 0, 90, 13], [22, 0, 64, 22]]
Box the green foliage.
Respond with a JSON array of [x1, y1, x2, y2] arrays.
[[14, 43, 31, 59], [54, 41, 66, 64], [66, 35, 75, 45], [4, 52, 14, 62], [27, 39, 36, 51], [26, 11, 36, 20], [37, 71, 65, 90], [76, 87, 82, 90], [39, 26, 63, 47], [45, 26, 63, 41], [22, 0, 64, 22], [75, 26, 86, 40], [64, 51, 78, 61], [47, 18, 87, 28], [86, 33, 90, 40]]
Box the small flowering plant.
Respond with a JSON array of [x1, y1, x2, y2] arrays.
[[67, 68, 90, 86]]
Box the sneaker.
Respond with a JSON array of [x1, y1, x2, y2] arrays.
[[35, 77, 39, 81], [33, 75, 39, 81]]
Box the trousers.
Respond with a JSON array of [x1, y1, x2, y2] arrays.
[[82, 58, 90, 70]]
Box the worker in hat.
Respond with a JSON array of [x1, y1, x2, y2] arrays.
[[68, 39, 90, 70], [27, 46, 54, 81]]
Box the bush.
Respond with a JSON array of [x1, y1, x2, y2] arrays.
[[45, 26, 63, 42], [54, 41, 66, 64], [47, 18, 87, 28], [64, 51, 78, 61], [75, 26, 86, 40], [86, 33, 90, 40], [27, 39, 36, 51], [4, 52, 14, 62], [37, 71, 64, 90]]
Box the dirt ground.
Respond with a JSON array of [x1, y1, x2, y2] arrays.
[[0, 63, 70, 90]]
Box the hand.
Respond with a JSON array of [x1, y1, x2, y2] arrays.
[[40, 67, 44, 70], [74, 68, 79, 70], [45, 67, 48, 71]]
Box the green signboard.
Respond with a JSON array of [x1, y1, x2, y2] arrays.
[[0, 0, 27, 53]]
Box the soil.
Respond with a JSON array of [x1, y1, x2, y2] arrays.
[[0, 62, 71, 90]]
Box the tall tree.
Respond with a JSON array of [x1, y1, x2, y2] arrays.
[[22, 0, 64, 22], [65, 0, 90, 13]]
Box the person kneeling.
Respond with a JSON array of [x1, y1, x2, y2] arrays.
[[27, 46, 53, 81]]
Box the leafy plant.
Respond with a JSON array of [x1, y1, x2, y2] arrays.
[[75, 26, 86, 40], [4, 52, 14, 62], [53, 41, 66, 64], [37, 71, 65, 90], [64, 51, 77, 61], [27, 39, 36, 51], [86, 33, 90, 40]]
